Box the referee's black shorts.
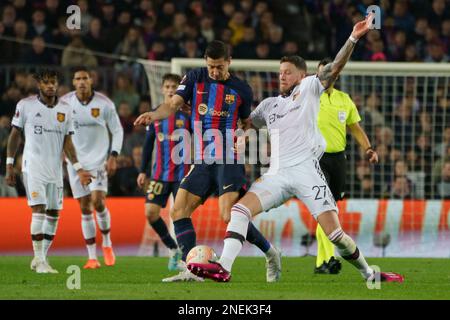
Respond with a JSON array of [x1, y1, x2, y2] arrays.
[[319, 151, 347, 201]]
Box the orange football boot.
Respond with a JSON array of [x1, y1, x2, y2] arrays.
[[102, 247, 116, 266], [83, 259, 101, 269]]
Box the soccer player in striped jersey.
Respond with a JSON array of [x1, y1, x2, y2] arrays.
[[136, 73, 190, 271], [5, 69, 93, 273], [61, 67, 124, 269], [187, 14, 404, 284], [135, 40, 281, 282]]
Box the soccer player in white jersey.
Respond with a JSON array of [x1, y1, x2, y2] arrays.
[[60, 67, 124, 269], [188, 14, 404, 283], [5, 69, 93, 273]]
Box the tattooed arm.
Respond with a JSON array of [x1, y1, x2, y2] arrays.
[[318, 13, 375, 89]]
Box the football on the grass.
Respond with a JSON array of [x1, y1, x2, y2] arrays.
[[186, 245, 217, 264]]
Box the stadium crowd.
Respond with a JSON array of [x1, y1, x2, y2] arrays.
[[0, 0, 449, 199]]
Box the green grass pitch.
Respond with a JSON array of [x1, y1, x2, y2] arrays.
[[1, 256, 449, 300]]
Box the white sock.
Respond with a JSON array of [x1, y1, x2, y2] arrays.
[[31, 212, 45, 260], [96, 208, 112, 247], [42, 215, 59, 258], [86, 244, 97, 260], [82, 214, 96, 239], [265, 244, 277, 259], [328, 228, 374, 279], [82, 214, 97, 259], [219, 204, 251, 272]]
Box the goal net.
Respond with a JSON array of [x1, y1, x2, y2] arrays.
[[139, 58, 450, 257]]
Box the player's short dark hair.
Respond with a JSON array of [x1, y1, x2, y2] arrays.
[[280, 55, 307, 72], [33, 69, 59, 82], [318, 58, 332, 68], [204, 40, 230, 60], [71, 66, 91, 75], [162, 73, 182, 85]]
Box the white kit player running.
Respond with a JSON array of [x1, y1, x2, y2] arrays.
[[5, 69, 93, 273], [61, 67, 124, 269], [188, 14, 404, 283]]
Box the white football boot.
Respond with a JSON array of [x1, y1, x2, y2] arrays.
[[266, 246, 282, 283]]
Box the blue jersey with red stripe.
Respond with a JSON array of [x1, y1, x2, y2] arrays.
[[176, 67, 253, 163], [141, 111, 191, 182]]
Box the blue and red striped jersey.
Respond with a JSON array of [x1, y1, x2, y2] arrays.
[[176, 67, 253, 162], [141, 111, 191, 182]]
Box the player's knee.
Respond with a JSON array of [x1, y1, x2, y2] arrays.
[[46, 210, 59, 217], [93, 199, 105, 212], [170, 207, 188, 221], [32, 205, 46, 213], [146, 208, 160, 223], [81, 207, 93, 215], [220, 209, 231, 223]]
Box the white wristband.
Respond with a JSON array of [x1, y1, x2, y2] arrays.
[[349, 35, 358, 44], [6, 157, 14, 165], [73, 162, 83, 171]]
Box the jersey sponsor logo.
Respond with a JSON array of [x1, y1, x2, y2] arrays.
[[268, 105, 301, 124], [196, 90, 208, 94], [225, 94, 235, 104], [176, 119, 185, 128], [91, 108, 100, 118], [198, 103, 208, 115], [209, 109, 229, 117], [57, 112, 66, 122], [34, 125, 43, 134], [338, 111, 346, 123]]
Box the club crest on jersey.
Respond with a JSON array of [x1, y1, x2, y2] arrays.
[[338, 111, 347, 123], [176, 119, 184, 128], [157, 132, 165, 142], [57, 112, 65, 122], [225, 94, 235, 104], [91, 108, 100, 118], [198, 103, 208, 115], [31, 191, 39, 199]]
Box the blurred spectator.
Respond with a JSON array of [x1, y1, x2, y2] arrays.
[[110, 147, 143, 196], [425, 40, 450, 62], [435, 127, 450, 158], [1, 4, 16, 35], [200, 14, 215, 43], [392, 0, 415, 32], [233, 27, 257, 59], [141, 16, 158, 48], [52, 17, 72, 47], [255, 42, 270, 59], [114, 26, 147, 79], [117, 101, 136, 135], [19, 36, 55, 65], [83, 18, 106, 54], [122, 125, 146, 157], [228, 11, 246, 46], [282, 40, 299, 56], [147, 39, 169, 61], [61, 36, 98, 67], [45, 0, 63, 31], [268, 24, 284, 58], [113, 74, 140, 112], [77, 0, 93, 35], [387, 175, 414, 199], [436, 160, 450, 199], [29, 9, 52, 42]]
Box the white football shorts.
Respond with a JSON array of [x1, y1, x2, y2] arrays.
[[249, 158, 338, 219], [67, 163, 108, 199], [22, 173, 63, 210]]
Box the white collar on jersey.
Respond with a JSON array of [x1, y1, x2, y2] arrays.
[[37, 94, 58, 108]]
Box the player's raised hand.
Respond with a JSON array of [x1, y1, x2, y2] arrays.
[[134, 112, 155, 126], [137, 173, 147, 189], [106, 155, 117, 177], [351, 12, 375, 40], [366, 148, 379, 164], [77, 169, 94, 186], [5, 164, 16, 187]]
